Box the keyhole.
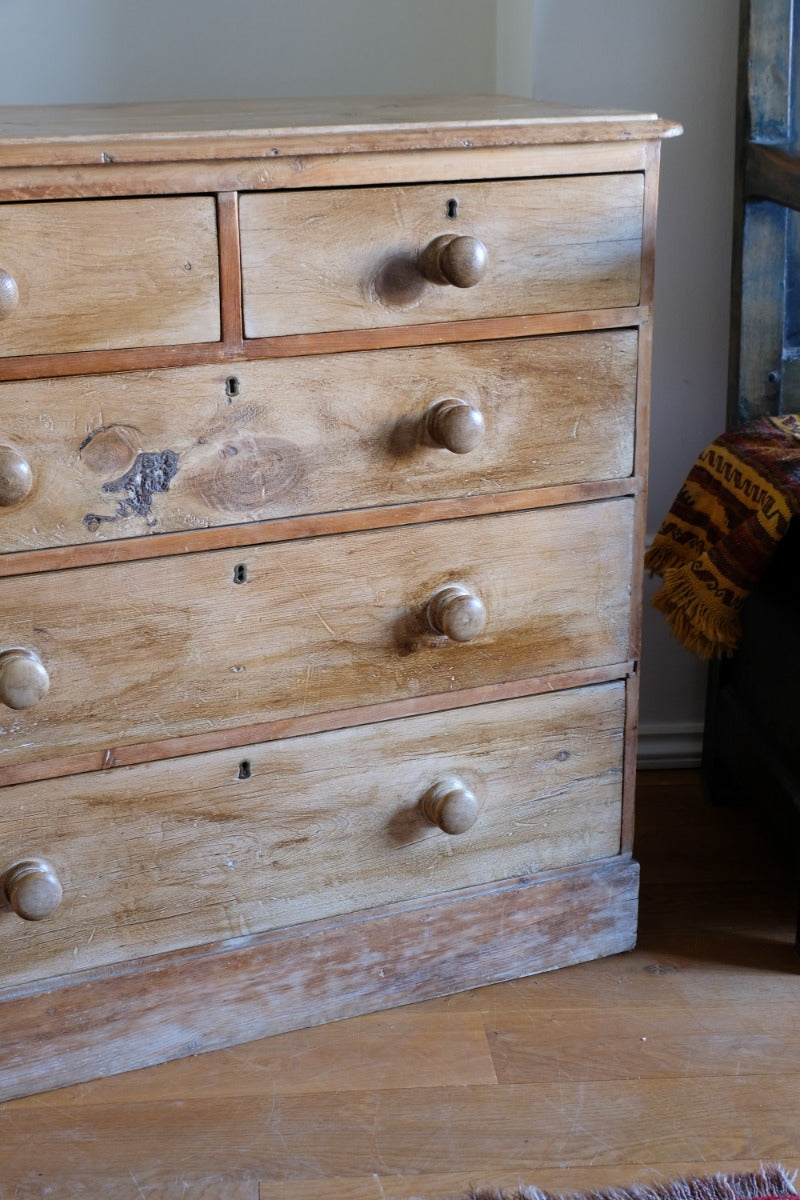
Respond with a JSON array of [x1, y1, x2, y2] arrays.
[[446, 198, 459, 219], [238, 760, 252, 780], [233, 563, 248, 584], [225, 376, 241, 401]]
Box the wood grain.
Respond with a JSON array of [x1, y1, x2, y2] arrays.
[[0, 682, 625, 990], [0, 662, 634, 789], [0, 141, 652, 204], [20, 1010, 498, 1105], [0, 197, 220, 357], [0, 95, 673, 1128], [0, 501, 635, 770], [0, 95, 681, 169], [217, 191, 245, 349], [272, 1169, 797, 1200], [0, 475, 641, 581], [0, 854, 638, 1102], [239, 174, 644, 337], [0, 305, 648, 385], [0, 331, 637, 552], [0, 1075, 795, 1184]]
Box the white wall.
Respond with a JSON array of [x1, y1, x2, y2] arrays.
[[530, 0, 740, 765], [0, 0, 495, 104], [496, 0, 535, 95]]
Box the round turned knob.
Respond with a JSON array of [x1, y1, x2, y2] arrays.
[[426, 399, 485, 454], [4, 859, 63, 921], [0, 445, 33, 507], [424, 584, 487, 643], [420, 777, 480, 835], [0, 270, 18, 320], [420, 234, 488, 288], [0, 649, 49, 710]]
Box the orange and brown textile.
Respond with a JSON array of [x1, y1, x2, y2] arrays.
[[645, 414, 800, 658]]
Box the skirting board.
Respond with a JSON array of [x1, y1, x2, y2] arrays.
[[0, 855, 638, 1102], [637, 722, 704, 770]]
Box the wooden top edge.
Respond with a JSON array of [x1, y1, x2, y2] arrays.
[[0, 95, 682, 167]]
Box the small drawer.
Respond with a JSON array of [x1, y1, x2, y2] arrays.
[[0, 330, 638, 550], [0, 501, 634, 769], [0, 197, 220, 357], [0, 681, 625, 992], [239, 174, 644, 338]]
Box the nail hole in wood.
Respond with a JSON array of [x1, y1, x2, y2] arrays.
[[225, 376, 241, 401], [446, 198, 459, 219], [233, 563, 248, 584], [238, 760, 252, 780]]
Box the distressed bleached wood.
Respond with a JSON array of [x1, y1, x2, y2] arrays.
[[0, 853, 638, 1101], [0, 95, 675, 1100], [622, 325, 654, 851], [0, 477, 640, 581], [0, 331, 637, 552], [0, 305, 647, 384], [0, 662, 635, 789], [0, 682, 625, 991], [639, 141, 662, 309], [240, 174, 645, 337], [0, 197, 220, 357], [0, 501, 634, 771], [0, 95, 681, 170], [0, 141, 653, 203], [0, 662, 633, 792]]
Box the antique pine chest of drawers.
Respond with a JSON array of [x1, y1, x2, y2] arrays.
[[0, 97, 678, 1097]]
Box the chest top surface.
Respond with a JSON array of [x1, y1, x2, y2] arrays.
[[0, 94, 681, 167]]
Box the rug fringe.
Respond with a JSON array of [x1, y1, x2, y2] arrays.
[[649, 565, 742, 660], [443, 1164, 797, 1200]]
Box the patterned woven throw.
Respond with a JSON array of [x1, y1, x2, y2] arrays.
[[645, 414, 800, 658]]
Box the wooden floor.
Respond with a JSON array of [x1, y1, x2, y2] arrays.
[[1, 770, 798, 1199]]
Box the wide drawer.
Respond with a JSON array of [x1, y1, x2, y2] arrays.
[[0, 681, 625, 992], [239, 174, 644, 337], [0, 198, 220, 357], [0, 330, 638, 550], [0, 501, 634, 769]]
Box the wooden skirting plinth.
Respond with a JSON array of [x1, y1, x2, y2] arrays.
[[0, 855, 638, 1102]]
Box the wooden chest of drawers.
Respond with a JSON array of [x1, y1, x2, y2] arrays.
[[0, 96, 678, 1098]]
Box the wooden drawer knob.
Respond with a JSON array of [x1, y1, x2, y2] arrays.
[[426, 399, 485, 454], [424, 584, 487, 643], [420, 777, 479, 835], [420, 234, 488, 288], [0, 649, 49, 709], [0, 270, 18, 320], [0, 445, 33, 506], [4, 859, 63, 921]]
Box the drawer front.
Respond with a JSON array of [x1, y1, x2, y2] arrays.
[[0, 682, 625, 991], [239, 175, 644, 337], [0, 198, 220, 357], [0, 501, 634, 768], [0, 330, 638, 550]]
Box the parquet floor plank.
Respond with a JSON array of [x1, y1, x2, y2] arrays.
[[0, 1078, 797, 1184], [272, 1164, 792, 1200], [10, 1011, 496, 1107]]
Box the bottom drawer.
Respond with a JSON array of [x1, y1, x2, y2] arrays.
[[0, 681, 625, 993]]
